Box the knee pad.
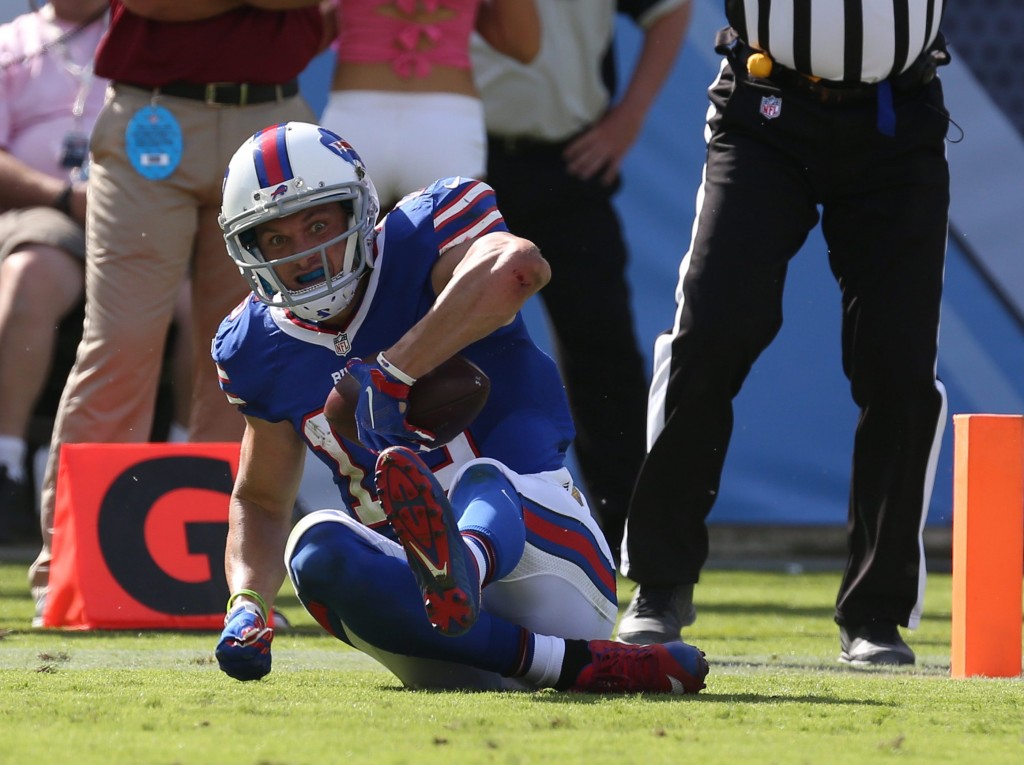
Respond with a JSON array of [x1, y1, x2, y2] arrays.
[[286, 509, 398, 595]]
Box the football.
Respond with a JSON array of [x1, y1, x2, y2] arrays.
[[324, 354, 491, 447]]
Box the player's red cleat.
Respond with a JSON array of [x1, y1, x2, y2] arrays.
[[570, 640, 709, 694], [375, 446, 480, 636]]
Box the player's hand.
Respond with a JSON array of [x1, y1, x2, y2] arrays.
[[344, 356, 436, 453], [215, 602, 274, 681]]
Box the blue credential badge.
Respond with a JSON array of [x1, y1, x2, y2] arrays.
[[125, 105, 183, 180]]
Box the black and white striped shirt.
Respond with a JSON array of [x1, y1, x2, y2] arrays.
[[726, 0, 946, 83]]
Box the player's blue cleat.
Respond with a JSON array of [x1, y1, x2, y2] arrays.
[[570, 639, 709, 694], [374, 446, 480, 636]]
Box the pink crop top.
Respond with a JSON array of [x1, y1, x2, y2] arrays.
[[334, 0, 479, 79]]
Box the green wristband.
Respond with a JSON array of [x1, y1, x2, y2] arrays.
[[226, 589, 268, 619]]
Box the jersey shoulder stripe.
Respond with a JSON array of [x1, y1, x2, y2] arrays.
[[432, 179, 508, 250]]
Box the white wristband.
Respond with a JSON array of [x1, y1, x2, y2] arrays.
[[376, 352, 417, 385]]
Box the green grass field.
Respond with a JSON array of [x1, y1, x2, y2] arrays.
[[1, 560, 1021, 765]]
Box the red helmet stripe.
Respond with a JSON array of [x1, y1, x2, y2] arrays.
[[253, 124, 294, 188]]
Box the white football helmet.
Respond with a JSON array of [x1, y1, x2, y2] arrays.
[[220, 122, 380, 322]]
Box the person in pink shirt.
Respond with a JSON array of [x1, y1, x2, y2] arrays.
[[321, 0, 539, 211], [0, 0, 108, 543]]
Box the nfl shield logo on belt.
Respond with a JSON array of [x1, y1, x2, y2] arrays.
[[760, 95, 782, 119]]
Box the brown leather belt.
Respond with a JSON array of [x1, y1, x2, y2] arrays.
[[117, 80, 299, 107]]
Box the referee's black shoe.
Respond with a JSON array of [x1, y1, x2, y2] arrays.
[[617, 584, 696, 644], [839, 621, 915, 666]]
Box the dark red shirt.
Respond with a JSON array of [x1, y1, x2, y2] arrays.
[[95, 1, 323, 86]]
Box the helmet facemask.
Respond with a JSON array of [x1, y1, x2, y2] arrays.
[[220, 123, 380, 322]]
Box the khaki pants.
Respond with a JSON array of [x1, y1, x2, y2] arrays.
[[30, 85, 315, 597]]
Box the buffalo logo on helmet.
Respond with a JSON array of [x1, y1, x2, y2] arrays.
[[318, 129, 367, 171]]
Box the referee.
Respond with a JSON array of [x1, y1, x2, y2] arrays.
[[618, 0, 951, 667]]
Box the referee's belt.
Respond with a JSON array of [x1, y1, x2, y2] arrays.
[[716, 26, 949, 107], [116, 80, 299, 106], [757, 52, 945, 106]]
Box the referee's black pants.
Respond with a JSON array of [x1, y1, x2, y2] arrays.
[[486, 135, 649, 555], [624, 60, 950, 630]]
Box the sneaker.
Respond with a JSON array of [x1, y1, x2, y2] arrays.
[[839, 622, 915, 666], [617, 583, 696, 644], [270, 608, 291, 631], [31, 586, 46, 629], [374, 446, 480, 637], [570, 639, 708, 694], [0, 465, 38, 544]]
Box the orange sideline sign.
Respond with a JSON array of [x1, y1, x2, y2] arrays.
[[44, 443, 241, 630]]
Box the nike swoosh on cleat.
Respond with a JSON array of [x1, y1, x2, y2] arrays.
[[667, 675, 686, 694], [406, 540, 449, 580]]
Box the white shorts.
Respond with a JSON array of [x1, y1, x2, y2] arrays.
[[320, 90, 486, 208], [450, 458, 617, 636]]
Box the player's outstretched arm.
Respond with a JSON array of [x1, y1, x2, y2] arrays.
[[217, 416, 306, 681]]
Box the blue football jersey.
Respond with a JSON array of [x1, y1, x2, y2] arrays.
[[213, 178, 574, 534]]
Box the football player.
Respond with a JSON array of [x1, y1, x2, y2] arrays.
[[212, 122, 708, 692]]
